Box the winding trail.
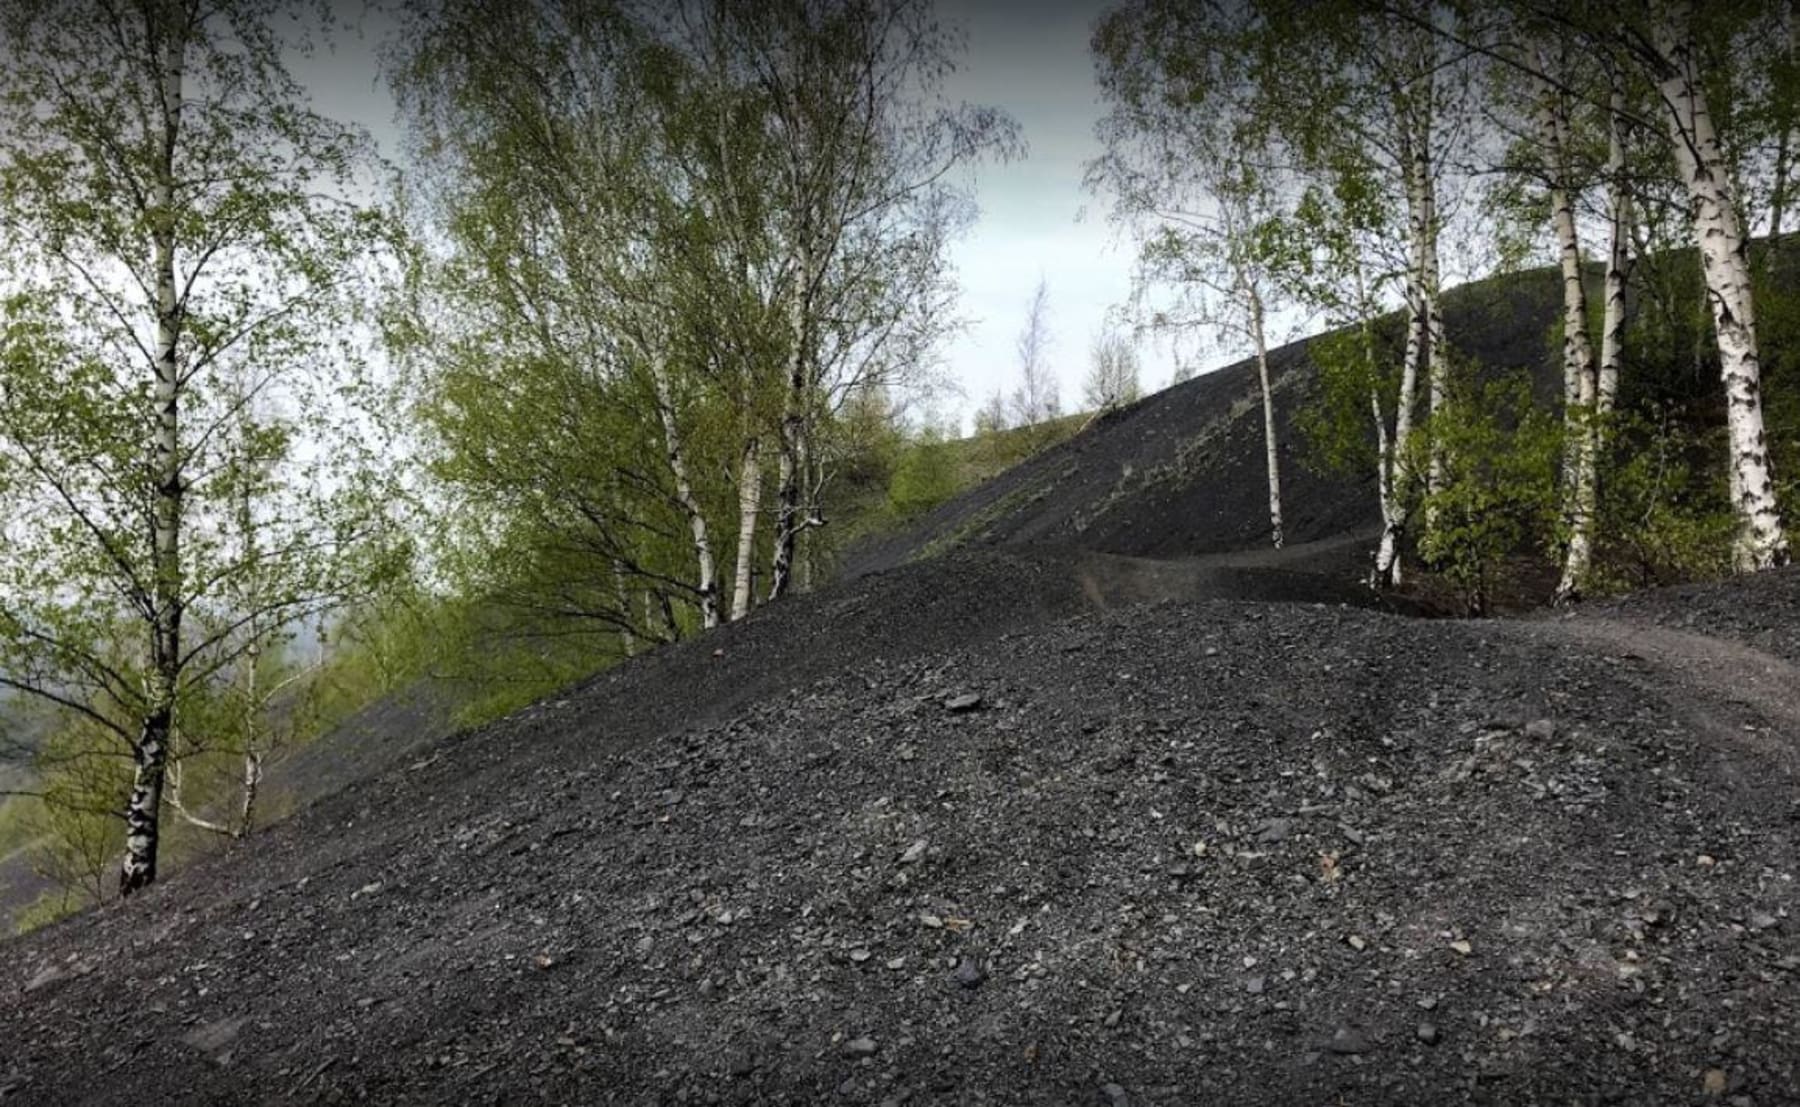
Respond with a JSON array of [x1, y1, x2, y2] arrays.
[[1521, 613, 1800, 785]]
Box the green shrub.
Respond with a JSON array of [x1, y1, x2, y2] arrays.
[[1591, 408, 1737, 589], [1416, 371, 1561, 614], [887, 427, 960, 519]]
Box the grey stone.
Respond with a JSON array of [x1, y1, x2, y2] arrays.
[[1255, 818, 1294, 844], [953, 958, 987, 990], [1326, 1027, 1372, 1054]]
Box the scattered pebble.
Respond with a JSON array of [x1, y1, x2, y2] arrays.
[[1326, 1027, 1372, 1055], [953, 957, 987, 990]]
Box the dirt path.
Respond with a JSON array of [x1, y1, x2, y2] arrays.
[[1070, 529, 1418, 613], [1525, 613, 1800, 780]]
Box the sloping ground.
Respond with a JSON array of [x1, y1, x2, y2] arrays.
[[0, 682, 461, 936], [1, 551, 1796, 1105], [843, 267, 1564, 578]]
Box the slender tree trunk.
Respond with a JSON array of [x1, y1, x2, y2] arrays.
[[1543, 75, 1601, 605], [1369, 384, 1400, 588], [1598, 73, 1632, 427], [122, 697, 174, 896], [769, 248, 813, 604], [649, 357, 720, 628], [239, 749, 262, 836], [1244, 275, 1284, 549], [612, 561, 638, 658], [237, 637, 261, 836], [1402, 29, 1450, 536], [1654, 3, 1791, 570], [1419, 153, 1449, 515], [730, 435, 762, 621], [121, 19, 186, 898], [1375, 263, 1423, 589], [769, 402, 804, 603]]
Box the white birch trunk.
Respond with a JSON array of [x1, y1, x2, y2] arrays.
[[1374, 271, 1424, 589], [1419, 158, 1449, 515], [121, 21, 186, 897], [1406, 27, 1450, 532], [769, 403, 804, 602], [1542, 74, 1601, 605], [1244, 275, 1284, 549], [1598, 74, 1632, 426], [612, 561, 638, 658], [649, 358, 720, 629], [1654, 2, 1791, 570], [1370, 383, 1400, 589], [237, 637, 262, 835], [730, 436, 762, 621], [769, 245, 813, 604], [239, 749, 263, 836]]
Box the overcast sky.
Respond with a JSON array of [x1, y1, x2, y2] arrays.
[[298, 0, 1195, 435], [932, 0, 1183, 431]]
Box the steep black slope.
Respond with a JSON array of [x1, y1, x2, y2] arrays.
[[5, 262, 1798, 1106], [1, 558, 1796, 1106], [844, 267, 1564, 578]]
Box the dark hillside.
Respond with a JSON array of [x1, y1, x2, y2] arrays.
[[844, 267, 1564, 577], [4, 264, 1798, 1106], [2, 556, 1796, 1105]]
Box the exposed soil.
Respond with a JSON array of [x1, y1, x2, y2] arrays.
[[2, 549, 1796, 1105]]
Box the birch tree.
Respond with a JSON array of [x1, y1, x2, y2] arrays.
[[394, 0, 1008, 631], [1010, 278, 1061, 428], [394, 0, 752, 637], [1084, 327, 1142, 411], [1258, 0, 1471, 577], [1091, 0, 1295, 549], [732, 0, 1013, 602], [1276, 175, 1416, 582], [0, 0, 401, 895], [1520, 50, 1638, 603], [1519, 46, 1606, 602], [1411, 0, 1791, 572], [1644, 0, 1790, 569]]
